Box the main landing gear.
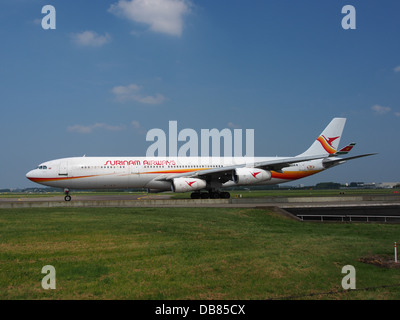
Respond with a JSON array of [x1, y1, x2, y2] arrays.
[[64, 188, 71, 201], [190, 191, 230, 199]]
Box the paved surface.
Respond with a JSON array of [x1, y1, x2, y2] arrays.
[[0, 193, 171, 202], [1, 194, 400, 213]]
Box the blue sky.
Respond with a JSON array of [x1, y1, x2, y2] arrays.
[[1, 0, 400, 188]]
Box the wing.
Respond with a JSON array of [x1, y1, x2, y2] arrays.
[[322, 153, 377, 168], [334, 142, 356, 155], [154, 154, 331, 183]]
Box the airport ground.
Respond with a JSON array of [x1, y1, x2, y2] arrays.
[[1, 188, 398, 200], [1, 189, 400, 300], [1, 189, 399, 223]]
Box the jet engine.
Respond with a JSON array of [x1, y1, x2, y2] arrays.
[[171, 178, 207, 193], [232, 168, 272, 185]]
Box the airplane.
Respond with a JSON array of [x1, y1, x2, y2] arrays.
[[26, 118, 375, 201]]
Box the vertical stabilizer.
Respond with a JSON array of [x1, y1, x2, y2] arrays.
[[298, 118, 346, 157]]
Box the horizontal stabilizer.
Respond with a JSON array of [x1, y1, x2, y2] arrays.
[[323, 153, 377, 168], [335, 142, 356, 155]]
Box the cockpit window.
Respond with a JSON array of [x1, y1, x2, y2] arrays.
[[38, 165, 47, 170]]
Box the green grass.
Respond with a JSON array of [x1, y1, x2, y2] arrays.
[[1, 207, 400, 299]]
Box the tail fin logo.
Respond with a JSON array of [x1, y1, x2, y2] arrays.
[[322, 135, 339, 147], [317, 135, 340, 154]]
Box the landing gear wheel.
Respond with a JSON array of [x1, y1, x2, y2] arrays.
[[191, 192, 201, 199], [64, 188, 71, 201], [221, 192, 230, 199], [209, 192, 220, 199], [200, 192, 210, 199]]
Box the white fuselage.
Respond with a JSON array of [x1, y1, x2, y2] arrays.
[[26, 156, 325, 191]]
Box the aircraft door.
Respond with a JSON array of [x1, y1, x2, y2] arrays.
[[59, 161, 68, 176], [128, 161, 141, 188], [130, 162, 139, 175], [299, 163, 307, 171]]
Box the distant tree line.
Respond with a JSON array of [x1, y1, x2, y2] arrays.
[[314, 182, 342, 189]]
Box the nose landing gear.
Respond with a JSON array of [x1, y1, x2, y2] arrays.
[[64, 188, 71, 201]]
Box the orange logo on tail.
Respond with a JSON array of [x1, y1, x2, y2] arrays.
[[317, 135, 340, 154], [322, 135, 339, 148]]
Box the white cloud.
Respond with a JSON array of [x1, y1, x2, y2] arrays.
[[227, 122, 241, 129], [394, 65, 400, 73], [395, 112, 400, 117], [131, 120, 141, 129], [131, 120, 147, 134], [67, 123, 125, 134], [70, 31, 111, 47], [109, 0, 191, 37], [371, 104, 391, 115], [112, 83, 166, 105], [32, 18, 42, 25]]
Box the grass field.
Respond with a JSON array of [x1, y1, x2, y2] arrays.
[[1, 207, 400, 300]]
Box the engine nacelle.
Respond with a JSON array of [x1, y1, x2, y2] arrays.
[[171, 178, 207, 193], [232, 168, 272, 185]]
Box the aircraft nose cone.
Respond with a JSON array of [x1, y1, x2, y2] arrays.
[[26, 170, 35, 181]]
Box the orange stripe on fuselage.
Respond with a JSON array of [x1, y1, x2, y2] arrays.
[[27, 175, 100, 183], [145, 168, 208, 174], [271, 170, 322, 180]]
